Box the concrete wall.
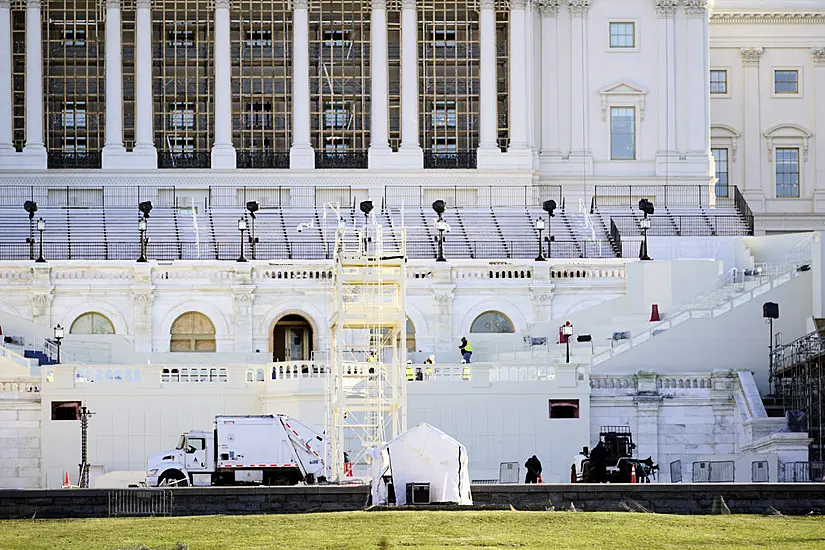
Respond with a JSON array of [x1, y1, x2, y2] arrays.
[[0, 394, 41, 488]]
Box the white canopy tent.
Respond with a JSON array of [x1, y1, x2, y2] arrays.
[[370, 423, 472, 506]]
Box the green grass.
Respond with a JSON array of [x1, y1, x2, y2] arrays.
[[2, 511, 825, 550]]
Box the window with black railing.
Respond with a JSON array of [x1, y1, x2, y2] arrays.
[[12, 6, 26, 151]]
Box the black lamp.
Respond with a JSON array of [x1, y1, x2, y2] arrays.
[[35, 218, 46, 263], [24, 201, 37, 260], [542, 199, 557, 258], [246, 201, 259, 259], [764, 302, 779, 393], [237, 218, 248, 262], [137, 217, 148, 263], [53, 324, 64, 364], [432, 200, 448, 262], [138, 201, 153, 218], [638, 198, 654, 261]]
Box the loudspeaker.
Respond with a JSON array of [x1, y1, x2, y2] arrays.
[[787, 410, 807, 433], [763, 302, 779, 319]]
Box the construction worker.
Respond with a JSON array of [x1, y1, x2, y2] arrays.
[[406, 361, 414, 382], [524, 455, 542, 484], [459, 336, 472, 363], [368, 349, 377, 374], [424, 354, 435, 365], [589, 440, 608, 483]]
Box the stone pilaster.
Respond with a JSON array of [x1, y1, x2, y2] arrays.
[[812, 48, 825, 211], [741, 47, 765, 210], [432, 286, 455, 356], [232, 285, 255, 352], [130, 288, 154, 353]]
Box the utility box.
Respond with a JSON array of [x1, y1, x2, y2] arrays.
[[406, 483, 431, 505]]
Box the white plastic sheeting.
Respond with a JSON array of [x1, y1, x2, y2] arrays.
[[370, 423, 472, 506]]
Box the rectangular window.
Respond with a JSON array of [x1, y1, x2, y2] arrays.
[[63, 26, 86, 47], [433, 28, 456, 47], [167, 29, 194, 48], [169, 102, 195, 129], [64, 136, 87, 153], [168, 136, 195, 153], [776, 147, 800, 197], [245, 29, 272, 47], [62, 101, 87, 129], [431, 101, 457, 129], [51, 401, 81, 421], [609, 22, 635, 48], [610, 106, 635, 160], [431, 136, 457, 154], [323, 29, 351, 47], [549, 399, 580, 419], [710, 70, 727, 95], [324, 101, 350, 129], [244, 102, 273, 130], [774, 70, 799, 94], [711, 148, 729, 197]]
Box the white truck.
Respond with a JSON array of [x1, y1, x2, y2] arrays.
[[146, 415, 328, 487]]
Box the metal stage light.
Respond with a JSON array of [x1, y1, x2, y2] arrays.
[[638, 198, 654, 261], [138, 201, 153, 218], [542, 199, 556, 258], [432, 200, 450, 262], [24, 201, 38, 260], [246, 201, 260, 259]]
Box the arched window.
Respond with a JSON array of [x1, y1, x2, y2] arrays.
[[170, 312, 216, 352], [470, 311, 514, 333], [70, 312, 115, 335], [406, 318, 416, 353]]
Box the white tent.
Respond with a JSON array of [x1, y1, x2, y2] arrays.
[[370, 423, 472, 506]]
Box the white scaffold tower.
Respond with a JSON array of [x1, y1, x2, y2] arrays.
[[326, 203, 407, 482]]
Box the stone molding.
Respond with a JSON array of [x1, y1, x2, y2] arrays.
[[510, 0, 527, 10], [740, 47, 764, 66], [433, 292, 454, 306], [654, 0, 678, 18], [0, 0, 10, 8], [105, 0, 120, 9], [479, 0, 495, 10], [135, 0, 151, 9], [567, 0, 589, 17], [711, 12, 825, 25], [293, 0, 309, 9], [25, 0, 40, 8], [215, 0, 229, 9], [536, 0, 559, 16], [812, 47, 825, 66], [371, 0, 386, 9], [684, 0, 708, 18]]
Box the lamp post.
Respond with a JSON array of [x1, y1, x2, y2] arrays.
[[246, 201, 259, 260], [638, 198, 654, 261], [137, 217, 148, 263], [432, 200, 449, 262], [35, 218, 46, 263], [24, 200, 37, 260], [237, 217, 248, 262], [535, 218, 546, 261], [542, 199, 556, 259], [562, 322, 573, 364], [54, 324, 64, 364]]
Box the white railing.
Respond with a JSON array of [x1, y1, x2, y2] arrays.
[[0, 344, 37, 370], [489, 365, 555, 381], [0, 378, 40, 392], [76, 367, 147, 384], [590, 374, 714, 391], [592, 256, 810, 367]]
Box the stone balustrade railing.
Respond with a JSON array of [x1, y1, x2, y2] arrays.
[[0, 378, 40, 392], [590, 374, 715, 390], [490, 365, 555, 381]]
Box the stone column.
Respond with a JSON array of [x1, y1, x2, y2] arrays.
[[812, 48, 825, 212], [232, 286, 255, 352], [134, 0, 157, 166], [567, 0, 591, 170], [432, 287, 455, 357], [477, 0, 498, 154], [741, 47, 765, 210], [684, 0, 712, 174], [0, 0, 14, 158], [634, 389, 662, 466], [131, 289, 154, 352], [398, 0, 422, 167], [368, 0, 392, 168], [538, 0, 561, 160], [654, 0, 678, 173], [101, 0, 126, 168], [211, 0, 236, 169], [508, 0, 528, 152], [290, 0, 314, 169], [22, 0, 46, 166]]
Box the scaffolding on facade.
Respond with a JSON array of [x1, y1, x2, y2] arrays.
[[773, 322, 825, 461], [325, 203, 407, 481]]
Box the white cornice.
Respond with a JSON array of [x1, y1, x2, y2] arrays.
[[711, 11, 825, 24]]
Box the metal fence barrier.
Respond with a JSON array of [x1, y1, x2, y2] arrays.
[[108, 489, 174, 517], [752, 460, 770, 482], [670, 460, 683, 483], [384, 185, 563, 208], [499, 462, 520, 484], [692, 460, 735, 483], [779, 461, 825, 482]]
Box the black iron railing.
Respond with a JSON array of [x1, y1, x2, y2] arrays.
[[47, 152, 102, 169], [609, 219, 623, 258], [0, 186, 178, 208], [593, 185, 740, 209], [157, 152, 211, 169], [314, 151, 368, 169], [384, 185, 562, 209], [208, 186, 352, 208], [779, 462, 825, 482], [733, 185, 755, 235], [236, 151, 290, 169], [608, 214, 750, 237], [423, 152, 477, 169]]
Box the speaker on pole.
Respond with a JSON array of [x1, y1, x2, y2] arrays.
[[763, 302, 779, 319]]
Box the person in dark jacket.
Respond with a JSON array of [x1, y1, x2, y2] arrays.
[[589, 440, 608, 483], [524, 455, 542, 483]]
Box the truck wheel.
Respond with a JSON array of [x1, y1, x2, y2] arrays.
[[159, 471, 189, 487]]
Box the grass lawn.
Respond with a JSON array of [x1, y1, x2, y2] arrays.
[[2, 511, 825, 550]]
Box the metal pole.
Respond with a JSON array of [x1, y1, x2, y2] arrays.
[[138, 228, 147, 262], [250, 218, 256, 260], [769, 317, 774, 395], [535, 226, 544, 261], [78, 405, 95, 488], [566, 339, 570, 364], [238, 226, 246, 262], [36, 225, 45, 263], [56, 339, 61, 364], [548, 215, 553, 259]]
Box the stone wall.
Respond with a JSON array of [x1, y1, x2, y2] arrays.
[[0, 394, 41, 489], [3, 484, 825, 519]]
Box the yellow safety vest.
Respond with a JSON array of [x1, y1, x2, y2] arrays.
[[462, 365, 471, 380], [368, 355, 377, 363], [463, 341, 473, 353], [406, 366, 414, 381]]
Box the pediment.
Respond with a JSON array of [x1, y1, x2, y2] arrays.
[[598, 82, 649, 97]]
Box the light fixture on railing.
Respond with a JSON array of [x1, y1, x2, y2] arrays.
[[543, 199, 557, 259], [535, 218, 546, 262], [432, 200, 450, 262], [35, 218, 46, 263], [237, 217, 248, 262], [561, 321, 573, 364], [638, 199, 654, 261], [53, 324, 64, 364]]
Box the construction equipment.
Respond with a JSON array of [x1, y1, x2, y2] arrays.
[[571, 426, 659, 483], [146, 415, 327, 487]]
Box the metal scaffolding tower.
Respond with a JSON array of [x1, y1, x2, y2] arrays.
[[326, 206, 407, 481]]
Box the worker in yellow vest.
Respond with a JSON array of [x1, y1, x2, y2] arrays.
[[406, 361, 414, 382], [459, 336, 473, 363]]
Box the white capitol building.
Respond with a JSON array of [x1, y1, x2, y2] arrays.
[[0, 0, 824, 489]]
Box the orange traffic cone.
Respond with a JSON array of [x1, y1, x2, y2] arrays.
[[537, 475, 543, 484], [630, 466, 637, 484], [62, 471, 71, 488]]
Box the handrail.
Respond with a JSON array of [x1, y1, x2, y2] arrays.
[[0, 344, 37, 370]]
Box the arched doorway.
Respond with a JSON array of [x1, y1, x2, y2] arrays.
[[170, 312, 216, 352], [273, 314, 314, 362]]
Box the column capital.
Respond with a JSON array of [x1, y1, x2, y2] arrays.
[[740, 47, 764, 66], [812, 47, 825, 66], [215, 0, 230, 9], [536, 0, 560, 16], [401, 0, 416, 7], [105, 0, 120, 8], [26, 0, 41, 8], [479, 0, 495, 10], [567, 0, 589, 17], [654, 0, 678, 18], [511, 0, 527, 10], [684, 0, 709, 17], [0, 0, 11, 9], [293, 0, 309, 8], [371, 0, 386, 8], [136, 0, 151, 8]]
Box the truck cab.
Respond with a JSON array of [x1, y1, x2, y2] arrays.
[[147, 430, 215, 486]]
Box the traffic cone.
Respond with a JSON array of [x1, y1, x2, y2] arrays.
[[650, 304, 661, 322], [537, 475, 543, 484], [62, 471, 71, 488], [630, 466, 637, 484]]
